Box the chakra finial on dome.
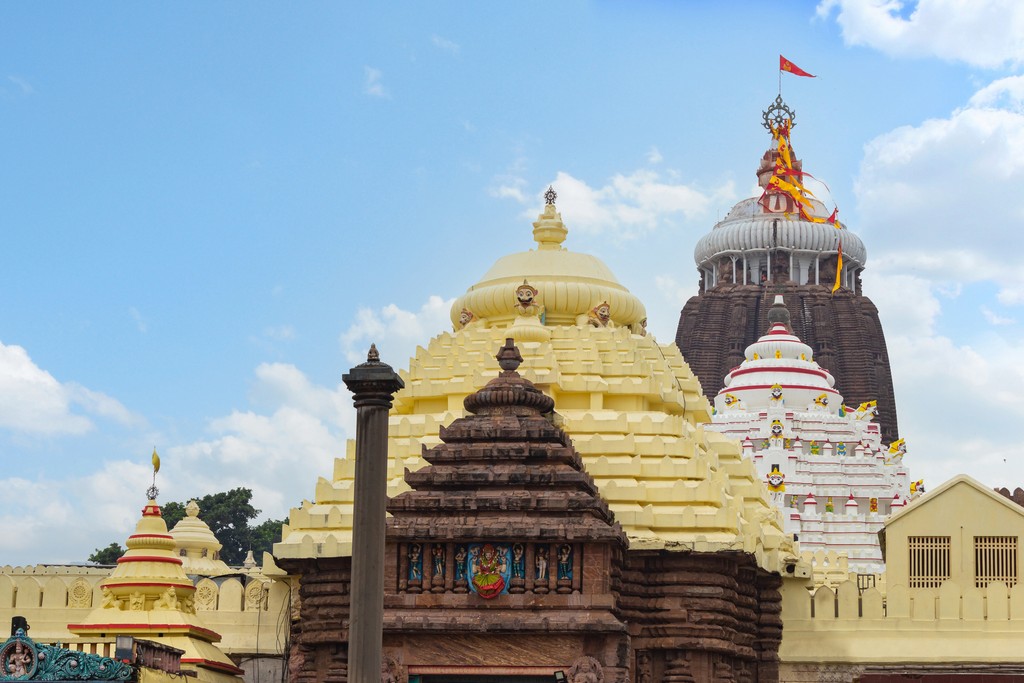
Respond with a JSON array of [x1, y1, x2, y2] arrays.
[[532, 190, 568, 250], [762, 94, 796, 132]]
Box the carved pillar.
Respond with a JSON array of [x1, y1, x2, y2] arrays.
[[342, 345, 404, 683]]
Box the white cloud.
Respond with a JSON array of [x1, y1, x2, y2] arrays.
[[339, 295, 455, 367], [7, 75, 34, 95], [981, 306, 1014, 325], [0, 341, 140, 435], [858, 271, 1024, 489], [489, 177, 528, 203], [854, 81, 1024, 304], [363, 66, 389, 98], [129, 306, 147, 333], [818, 0, 1024, 68], [539, 170, 735, 239], [0, 461, 153, 565], [431, 34, 460, 55], [262, 324, 295, 341], [646, 147, 663, 164]]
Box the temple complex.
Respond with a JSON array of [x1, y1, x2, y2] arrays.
[[707, 295, 910, 574], [275, 193, 797, 681], [7, 94, 1024, 682], [675, 97, 900, 444]]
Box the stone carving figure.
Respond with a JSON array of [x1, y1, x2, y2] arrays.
[[431, 545, 445, 578], [511, 543, 525, 578], [6, 641, 32, 677], [636, 651, 652, 683], [381, 654, 404, 683], [587, 301, 611, 328], [454, 545, 467, 581], [568, 656, 604, 683], [408, 544, 423, 581], [557, 544, 572, 580], [456, 308, 475, 331], [471, 543, 507, 599], [535, 546, 549, 581], [514, 280, 544, 319]]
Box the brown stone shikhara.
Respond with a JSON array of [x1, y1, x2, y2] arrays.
[[676, 284, 900, 445], [281, 340, 783, 682]]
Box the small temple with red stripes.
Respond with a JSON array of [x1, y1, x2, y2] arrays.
[[67, 494, 245, 682]]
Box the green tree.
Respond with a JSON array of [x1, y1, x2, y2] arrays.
[[85, 488, 286, 566], [88, 542, 125, 565]]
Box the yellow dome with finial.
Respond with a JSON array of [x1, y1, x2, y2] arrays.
[[450, 188, 646, 330]]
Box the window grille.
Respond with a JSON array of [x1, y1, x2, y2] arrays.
[[908, 536, 950, 588], [974, 536, 1018, 588]]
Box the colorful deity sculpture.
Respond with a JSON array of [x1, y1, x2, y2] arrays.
[[825, 497, 835, 513], [514, 280, 544, 320], [456, 307, 476, 330], [471, 543, 508, 599], [588, 300, 612, 328], [766, 464, 786, 505]]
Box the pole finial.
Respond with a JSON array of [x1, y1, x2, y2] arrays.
[[543, 185, 557, 205], [367, 343, 380, 363], [147, 448, 161, 501]]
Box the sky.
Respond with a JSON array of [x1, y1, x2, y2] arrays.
[[4, 0, 1024, 565]]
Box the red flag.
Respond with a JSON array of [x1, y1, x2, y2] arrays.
[[780, 55, 815, 78]]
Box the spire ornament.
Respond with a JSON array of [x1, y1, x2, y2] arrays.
[[147, 447, 161, 500], [762, 95, 796, 132], [543, 185, 557, 205]]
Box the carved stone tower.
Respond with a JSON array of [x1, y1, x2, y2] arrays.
[[675, 98, 900, 443]]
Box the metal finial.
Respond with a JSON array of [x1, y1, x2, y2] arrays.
[[543, 186, 557, 205], [762, 94, 796, 132], [367, 343, 380, 363], [148, 448, 161, 500]]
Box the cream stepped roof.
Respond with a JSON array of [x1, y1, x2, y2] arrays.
[[276, 197, 796, 572], [68, 497, 244, 683], [169, 500, 232, 577]]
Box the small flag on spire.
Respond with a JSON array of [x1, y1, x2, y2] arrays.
[[780, 55, 815, 78]]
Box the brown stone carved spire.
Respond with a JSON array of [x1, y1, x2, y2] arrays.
[[384, 339, 629, 678], [388, 338, 621, 540]]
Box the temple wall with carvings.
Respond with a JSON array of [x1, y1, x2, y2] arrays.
[[0, 563, 290, 672]]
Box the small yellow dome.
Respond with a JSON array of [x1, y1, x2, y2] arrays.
[[450, 203, 646, 329]]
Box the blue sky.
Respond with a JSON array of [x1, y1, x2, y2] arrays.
[[3, 1, 1024, 565]]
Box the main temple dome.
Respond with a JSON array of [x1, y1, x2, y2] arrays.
[[676, 98, 900, 443], [693, 196, 867, 278]]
